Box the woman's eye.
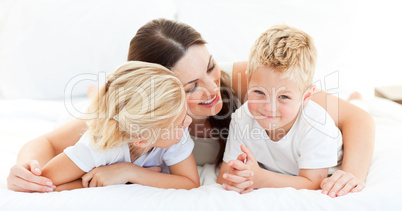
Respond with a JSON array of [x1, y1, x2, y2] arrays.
[[186, 83, 198, 93], [279, 95, 289, 99], [254, 90, 265, 95], [207, 63, 216, 73]]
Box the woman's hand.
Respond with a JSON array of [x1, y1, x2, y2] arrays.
[[7, 160, 55, 192], [81, 163, 162, 188], [320, 170, 365, 197]]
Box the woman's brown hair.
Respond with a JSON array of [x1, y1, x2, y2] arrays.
[[127, 18, 239, 167]]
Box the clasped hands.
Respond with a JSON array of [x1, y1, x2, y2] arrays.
[[221, 144, 260, 194]]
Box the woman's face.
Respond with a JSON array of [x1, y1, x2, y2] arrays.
[[172, 45, 223, 120]]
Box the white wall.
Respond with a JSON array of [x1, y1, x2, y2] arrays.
[[0, 0, 177, 99], [176, 0, 402, 98], [1, 0, 401, 99]]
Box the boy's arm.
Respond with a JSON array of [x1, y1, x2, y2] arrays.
[[221, 145, 328, 191], [253, 168, 328, 190], [41, 152, 85, 189], [82, 154, 200, 190]]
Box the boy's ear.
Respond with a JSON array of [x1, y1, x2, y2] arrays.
[[131, 139, 149, 148], [302, 85, 316, 106]]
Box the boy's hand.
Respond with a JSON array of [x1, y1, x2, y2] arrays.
[[222, 145, 261, 194]]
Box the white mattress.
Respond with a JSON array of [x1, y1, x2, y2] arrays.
[[1, 97, 402, 210]]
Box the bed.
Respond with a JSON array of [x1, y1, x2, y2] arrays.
[[1, 96, 402, 210]]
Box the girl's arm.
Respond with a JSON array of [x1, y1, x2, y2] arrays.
[[82, 154, 200, 190], [41, 152, 86, 191], [7, 119, 88, 192]]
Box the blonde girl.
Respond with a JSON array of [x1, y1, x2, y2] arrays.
[[41, 61, 199, 191]]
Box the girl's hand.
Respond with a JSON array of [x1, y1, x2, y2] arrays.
[[81, 163, 162, 188], [82, 162, 133, 187], [320, 170, 365, 197], [7, 160, 55, 192]]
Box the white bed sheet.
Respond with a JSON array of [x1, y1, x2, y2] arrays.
[[1, 97, 402, 210]]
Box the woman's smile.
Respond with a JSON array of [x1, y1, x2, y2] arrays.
[[199, 94, 219, 108]]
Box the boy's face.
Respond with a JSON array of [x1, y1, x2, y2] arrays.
[[247, 66, 303, 134]]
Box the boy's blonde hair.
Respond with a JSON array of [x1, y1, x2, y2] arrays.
[[248, 25, 317, 92], [86, 61, 185, 156]]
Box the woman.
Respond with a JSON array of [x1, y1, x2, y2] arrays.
[[7, 19, 374, 197]]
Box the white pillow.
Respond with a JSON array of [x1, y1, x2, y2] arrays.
[[0, 0, 176, 99]]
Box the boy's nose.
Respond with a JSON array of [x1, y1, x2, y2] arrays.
[[262, 98, 277, 113]]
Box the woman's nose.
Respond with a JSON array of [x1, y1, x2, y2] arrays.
[[205, 75, 219, 95]]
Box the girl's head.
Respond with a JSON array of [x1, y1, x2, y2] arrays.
[[87, 61, 191, 156], [127, 18, 225, 119]]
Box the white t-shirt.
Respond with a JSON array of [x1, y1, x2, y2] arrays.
[[223, 101, 343, 176], [64, 128, 194, 174]]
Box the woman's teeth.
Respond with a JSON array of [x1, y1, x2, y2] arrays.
[[199, 95, 216, 105]]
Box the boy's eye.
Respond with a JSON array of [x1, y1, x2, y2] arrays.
[[279, 95, 289, 99], [186, 83, 198, 93], [254, 90, 265, 95], [207, 62, 216, 73]]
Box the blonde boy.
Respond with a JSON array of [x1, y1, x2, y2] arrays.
[[217, 25, 343, 192]]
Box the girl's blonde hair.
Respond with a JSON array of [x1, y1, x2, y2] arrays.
[[87, 61, 185, 156]]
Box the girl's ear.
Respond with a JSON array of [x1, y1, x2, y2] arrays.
[[131, 139, 149, 148], [302, 85, 316, 106]]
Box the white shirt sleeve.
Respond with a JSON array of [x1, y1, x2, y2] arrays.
[[297, 118, 342, 169], [64, 132, 128, 172], [163, 128, 195, 166]]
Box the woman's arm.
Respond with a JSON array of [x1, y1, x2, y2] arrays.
[[312, 91, 375, 196], [18, 119, 87, 165], [311, 90, 375, 180], [82, 154, 200, 190], [7, 118, 88, 192], [232, 61, 248, 103]]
